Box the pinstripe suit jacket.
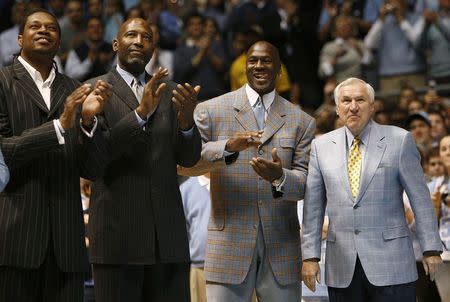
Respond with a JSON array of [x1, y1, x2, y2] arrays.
[[86, 69, 201, 264], [302, 121, 442, 288], [189, 86, 315, 285], [0, 58, 102, 272]]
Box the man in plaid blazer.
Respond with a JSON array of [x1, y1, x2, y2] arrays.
[[181, 41, 315, 301], [301, 78, 443, 302]]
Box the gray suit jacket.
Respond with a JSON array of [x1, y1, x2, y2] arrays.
[[302, 121, 442, 287], [185, 86, 316, 285]]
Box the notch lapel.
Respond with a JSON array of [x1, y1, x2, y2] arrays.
[[48, 74, 69, 118], [334, 128, 354, 202], [260, 94, 286, 146], [233, 87, 259, 132], [12, 59, 49, 113], [109, 69, 140, 110], [355, 123, 386, 205]]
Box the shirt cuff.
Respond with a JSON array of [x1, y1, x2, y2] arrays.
[[79, 116, 98, 138], [180, 126, 194, 137], [54, 119, 65, 145], [272, 171, 286, 192], [134, 110, 147, 126]]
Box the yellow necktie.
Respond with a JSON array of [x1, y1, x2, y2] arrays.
[[348, 138, 362, 199]]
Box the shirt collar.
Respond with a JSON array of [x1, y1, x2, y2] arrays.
[[345, 120, 372, 150], [245, 84, 275, 109], [116, 64, 146, 87], [18, 55, 56, 87]]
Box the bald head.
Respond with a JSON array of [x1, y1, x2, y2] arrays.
[[113, 18, 154, 76]]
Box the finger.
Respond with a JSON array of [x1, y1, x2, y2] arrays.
[[272, 148, 280, 162], [423, 261, 429, 275], [155, 83, 167, 98], [172, 97, 183, 110], [193, 85, 201, 95], [172, 89, 188, 105], [247, 141, 261, 149], [249, 159, 263, 175], [70, 84, 91, 101], [175, 83, 191, 100], [182, 82, 196, 96]]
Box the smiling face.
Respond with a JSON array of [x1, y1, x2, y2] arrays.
[[113, 18, 153, 76], [18, 11, 61, 59], [440, 136, 450, 171], [336, 80, 374, 136], [246, 41, 281, 95]]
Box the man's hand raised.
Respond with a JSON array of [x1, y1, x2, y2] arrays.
[[172, 83, 201, 131], [136, 67, 168, 119], [249, 148, 283, 182], [60, 84, 92, 130], [225, 131, 263, 153], [81, 80, 112, 127]]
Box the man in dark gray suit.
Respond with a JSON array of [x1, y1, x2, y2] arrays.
[[86, 18, 201, 302], [0, 9, 111, 301]]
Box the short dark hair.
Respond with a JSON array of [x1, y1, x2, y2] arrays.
[[19, 9, 61, 38], [184, 12, 204, 26], [86, 16, 105, 28]]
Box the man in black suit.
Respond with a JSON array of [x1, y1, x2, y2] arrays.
[[0, 9, 111, 301], [86, 18, 201, 302]]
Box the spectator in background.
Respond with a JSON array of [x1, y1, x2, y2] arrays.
[[408, 98, 426, 114], [179, 173, 211, 302], [174, 13, 227, 101], [125, 5, 144, 19], [87, 0, 103, 19], [47, 0, 65, 21], [428, 109, 448, 145], [398, 84, 418, 111], [429, 147, 446, 182], [319, 15, 366, 87], [158, 0, 183, 50], [104, 0, 124, 44], [204, 0, 227, 34], [420, 0, 450, 84], [407, 111, 434, 155], [65, 17, 115, 82], [59, 0, 85, 64], [365, 0, 427, 92], [374, 110, 391, 124], [0, 2, 27, 67], [145, 23, 174, 79]]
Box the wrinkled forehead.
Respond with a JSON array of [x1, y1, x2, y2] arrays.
[[118, 19, 151, 37]]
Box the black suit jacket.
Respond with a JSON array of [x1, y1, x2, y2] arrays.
[[86, 69, 201, 265], [0, 58, 102, 272]]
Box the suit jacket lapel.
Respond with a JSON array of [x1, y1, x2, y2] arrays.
[[108, 69, 140, 110], [12, 59, 49, 113], [334, 128, 354, 202], [48, 73, 69, 118], [260, 94, 286, 146], [233, 87, 259, 132], [355, 122, 386, 205]]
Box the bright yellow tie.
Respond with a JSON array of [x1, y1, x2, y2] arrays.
[[348, 138, 362, 199]]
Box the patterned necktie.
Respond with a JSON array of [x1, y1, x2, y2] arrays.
[[253, 96, 266, 130], [348, 138, 362, 199], [131, 78, 143, 103]]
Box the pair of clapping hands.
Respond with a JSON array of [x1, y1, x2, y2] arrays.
[[225, 131, 283, 183], [59, 67, 200, 131]]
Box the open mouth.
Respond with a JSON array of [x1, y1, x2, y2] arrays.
[[35, 37, 52, 43], [253, 73, 269, 80]]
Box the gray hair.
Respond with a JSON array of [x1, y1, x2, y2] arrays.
[[333, 78, 375, 105]]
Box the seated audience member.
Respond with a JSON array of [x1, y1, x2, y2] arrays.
[[319, 15, 366, 86], [145, 23, 174, 79], [420, 0, 450, 84], [65, 17, 115, 81], [364, 0, 427, 92], [174, 12, 227, 101], [408, 98, 426, 114], [0, 2, 27, 67], [407, 111, 434, 156]]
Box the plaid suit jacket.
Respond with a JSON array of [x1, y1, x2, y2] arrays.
[[191, 86, 315, 285], [302, 121, 442, 288]]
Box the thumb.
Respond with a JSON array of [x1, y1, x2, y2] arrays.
[[194, 85, 201, 94], [423, 260, 429, 275], [272, 148, 280, 162]]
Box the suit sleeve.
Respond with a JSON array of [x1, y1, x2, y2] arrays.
[[281, 116, 316, 201], [399, 132, 443, 253], [301, 139, 327, 260]]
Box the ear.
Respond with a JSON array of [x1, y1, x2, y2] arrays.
[[112, 39, 118, 52], [18, 34, 23, 49]]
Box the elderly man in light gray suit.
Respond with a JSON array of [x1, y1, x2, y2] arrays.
[[301, 77, 443, 302]]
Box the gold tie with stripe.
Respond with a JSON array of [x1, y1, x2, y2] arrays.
[[348, 138, 362, 199]]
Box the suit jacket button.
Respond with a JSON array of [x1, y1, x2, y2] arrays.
[[353, 204, 359, 209], [354, 229, 361, 235], [253, 224, 258, 229], [258, 149, 264, 155]]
